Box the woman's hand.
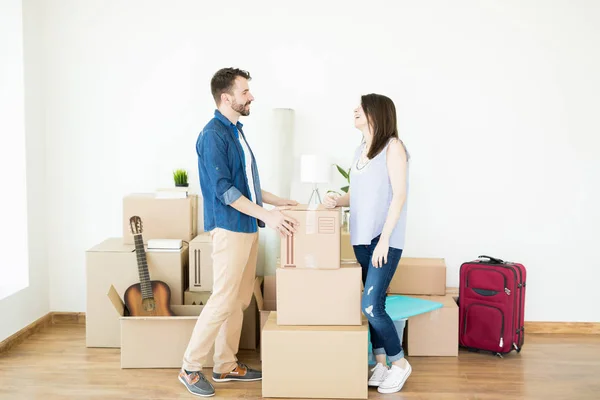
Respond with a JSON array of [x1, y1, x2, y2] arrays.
[[323, 193, 339, 209], [372, 237, 390, 268]]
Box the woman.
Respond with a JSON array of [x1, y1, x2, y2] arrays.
[[324, 93, 411, 394]]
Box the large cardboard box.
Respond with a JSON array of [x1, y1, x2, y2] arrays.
[[184, 290, 259, 350], [405, 294, 459, 356], [262, 312, 368, 399], [188, 232, 213, 292], [280, 205, 341, 269], [85, 238, 188, 348], [107, 286, 215, 368], [276, 262, 362, 326], [389, 257, 446, 295], [123, 193, 198, 244]]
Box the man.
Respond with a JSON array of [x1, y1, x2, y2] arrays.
[[179, 67, 299, 397]]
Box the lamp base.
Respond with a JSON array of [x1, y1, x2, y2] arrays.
[[307, 186, 323, 205]]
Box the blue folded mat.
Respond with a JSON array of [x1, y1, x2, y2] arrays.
[[383, 294, 444, 321], [366, 295, 444, 365]]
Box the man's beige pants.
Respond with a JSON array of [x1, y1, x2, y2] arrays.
[[182, 228, 258, 373]]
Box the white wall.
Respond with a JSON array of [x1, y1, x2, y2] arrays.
[[38, 0, 599, 322], [0, 0, 49, 342]]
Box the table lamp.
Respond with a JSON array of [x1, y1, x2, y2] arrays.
[[300, 154, 330, 205]]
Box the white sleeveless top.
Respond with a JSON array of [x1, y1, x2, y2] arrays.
[[349, 139, 410, 249]]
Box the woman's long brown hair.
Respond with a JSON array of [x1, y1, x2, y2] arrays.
[[361, 93, 399, 159]]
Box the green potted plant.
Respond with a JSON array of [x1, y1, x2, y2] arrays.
[[173, 169, 189, 188]]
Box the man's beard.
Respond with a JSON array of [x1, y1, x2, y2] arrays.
[[232, 98, 251, 116]]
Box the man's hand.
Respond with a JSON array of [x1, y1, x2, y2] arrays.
[[265, 208, 299, 238]]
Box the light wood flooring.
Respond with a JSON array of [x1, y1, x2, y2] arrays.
[[1, 322, 599, 400]]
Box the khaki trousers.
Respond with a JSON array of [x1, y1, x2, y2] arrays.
[[182, 228, 259, 373]]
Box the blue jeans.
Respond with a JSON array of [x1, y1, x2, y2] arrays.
[[353, 235, 404, 362]]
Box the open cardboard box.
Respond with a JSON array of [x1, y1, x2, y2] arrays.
[[86, 238, 188, 348], [108, 285, 215, 369]]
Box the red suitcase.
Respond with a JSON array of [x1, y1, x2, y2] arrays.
[[459, 255, 527, 356]]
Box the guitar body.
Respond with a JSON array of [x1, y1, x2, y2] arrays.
[[124, 280, 175, 317]]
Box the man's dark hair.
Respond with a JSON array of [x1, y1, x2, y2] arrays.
[[210, 68, 252, 105]]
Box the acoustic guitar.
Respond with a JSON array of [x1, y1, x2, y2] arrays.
[[124, 216, 175, 317]]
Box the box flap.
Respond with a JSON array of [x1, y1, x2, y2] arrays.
[[87, 238, 135, 253], [253, 277, 264, 311], [107, 285, 125, 316]]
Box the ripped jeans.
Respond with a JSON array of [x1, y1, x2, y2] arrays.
[[353, 235, 404, 362]]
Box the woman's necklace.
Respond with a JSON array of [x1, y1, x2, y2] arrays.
[[356, 145, 371, 170]]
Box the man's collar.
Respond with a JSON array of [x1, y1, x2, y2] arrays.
[[214, 109, 243, 129]]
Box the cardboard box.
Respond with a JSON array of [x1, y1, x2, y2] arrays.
[[107, 285, 215, 368], [276, 262, 362, 326], [262, 312, 368, 399], [280, 205, 341, 269], [123, 193, 198, 244], [184, 290, 259, 350], [405, 294, 459, 356], [85, 238, 188, 348], [188, 232, 213, 292], [389, 257, 446, 295], [341, 230, 356, 260]]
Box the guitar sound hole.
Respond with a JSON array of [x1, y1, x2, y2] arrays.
[[143, 298, 156, 312]]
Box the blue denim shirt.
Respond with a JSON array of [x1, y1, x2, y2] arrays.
[[196, 110, 265, 233]]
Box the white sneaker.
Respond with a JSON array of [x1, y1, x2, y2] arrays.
[[368, 363, 389, 387], [377, 359, 412, 394]]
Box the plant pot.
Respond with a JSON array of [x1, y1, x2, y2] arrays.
[[175, 183, 189, 188]]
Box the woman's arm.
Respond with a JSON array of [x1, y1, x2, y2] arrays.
[[380, 139, 408, 241], [372, 139, 408, 267], [336, 190, 350, 207]]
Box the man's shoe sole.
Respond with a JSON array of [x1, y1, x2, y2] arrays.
[[178, 375, 215, 397], [377, 364, 412, 394], [212, 376, 262, 383]]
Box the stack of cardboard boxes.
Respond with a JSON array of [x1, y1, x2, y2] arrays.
[[86, 192, 258, 368], [261, 205, 369, 399], [341, 230, 459, 357]]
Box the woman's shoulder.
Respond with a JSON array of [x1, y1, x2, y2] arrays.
[[386, 138, 409, 162]]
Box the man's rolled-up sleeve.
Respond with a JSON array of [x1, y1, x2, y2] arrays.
[[198, 129, 242, 206]]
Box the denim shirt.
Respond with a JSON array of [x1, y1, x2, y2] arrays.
[[196, 110, 265, 233]]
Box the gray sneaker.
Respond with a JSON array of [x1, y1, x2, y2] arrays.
[[212, 362, 262, 382], [178, 369, 215, 397]]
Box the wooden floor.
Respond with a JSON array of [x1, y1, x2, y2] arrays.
[[1, 323, 599, 400]]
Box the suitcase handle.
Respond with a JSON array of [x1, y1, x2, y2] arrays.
[[478, 255, 504, 264]]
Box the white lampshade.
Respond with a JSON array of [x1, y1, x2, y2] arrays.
[[300, 154, 330, 184]]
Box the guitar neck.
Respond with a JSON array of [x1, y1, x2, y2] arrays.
[[133, 234, 153, 300]]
